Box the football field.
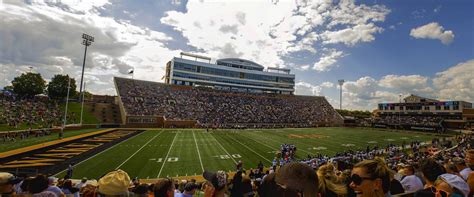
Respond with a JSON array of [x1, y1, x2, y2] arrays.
[[58, 127, 440, 179]]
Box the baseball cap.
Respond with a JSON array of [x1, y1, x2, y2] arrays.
[[438, 173, 469, 197], [97, 169, 131, 195], [203, 170, 227, 189], [0, 172, 22, 185]]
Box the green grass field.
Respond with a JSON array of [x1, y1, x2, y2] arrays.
[[56, 127, 443, 179], [59, 102, 99, 125], [0, 128, 100, 152]]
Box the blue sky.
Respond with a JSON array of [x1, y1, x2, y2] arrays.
[[1, 0, 473, 110]]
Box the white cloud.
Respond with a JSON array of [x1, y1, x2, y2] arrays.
[[320, 82, 334, 88], [321, 23, 383, 46], [340, 76, 415, 110], [337, 61, 474, 110], [410, 22, 454, 45], [295, 81, 334, 96], [295, 81, 323, 96], [379, 74, 428, 90], [0, 0, 179, 94], [294, 64, 310, 71], [433, 59, 474, 101], [161, 0, 389, 71], [313, 50, 344, 72]]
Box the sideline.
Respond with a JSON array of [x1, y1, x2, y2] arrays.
[[54, 130, 146, 177], [0, 129, 114, 159]]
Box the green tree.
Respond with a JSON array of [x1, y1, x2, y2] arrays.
[[47, 74, 77, 99], [2, 85, 14, 92], [11, 72, 46, 98]]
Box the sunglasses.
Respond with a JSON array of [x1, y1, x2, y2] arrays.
[[430, 186, 448, 197], [350, 174, 375, 185]]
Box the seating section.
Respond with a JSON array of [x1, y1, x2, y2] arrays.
[[114, 77, 343, 127], [0, 95, 62, 129], [374, 115, 444, 127]]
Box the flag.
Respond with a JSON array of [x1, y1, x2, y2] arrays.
[[128, 69, 134, 74]]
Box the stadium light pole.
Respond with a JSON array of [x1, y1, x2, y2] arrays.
[[338, 80, 345, 110], [80, 82, 86, 125], [79, 33, 94, 102]]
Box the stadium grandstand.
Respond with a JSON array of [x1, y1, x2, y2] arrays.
[[114, 76, 343, 128], [373, 94, 473, 131]]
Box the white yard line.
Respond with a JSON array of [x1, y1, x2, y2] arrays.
[[115, 131, 163, 170], [193, 130, 204, 172], [225, 133, 272, 163], [157, 132, 179, 178], [208, 132, 237, 164], [54, 130, 147, 177]]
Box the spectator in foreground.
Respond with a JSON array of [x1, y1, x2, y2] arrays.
[[316, 163, 347, 197], [0, 172, 21, 195], [132, 183, 150, 197], [261, 171, 309, 197], [175, 182, 197, 197], [29, 174, 57, 197], [202, 170, 228, 197], [388, 170, 404, 195], [46, 176, 65, 197], [465, 149, 474, 197], [154, 178, 175, 197], [400, 164, 424, 192], [75, 177, 88, 190], [97, 169, 131, 196], [349, 158, 391, 197], [61, 179, 80, 197], [451, 157, 471, 181], [434, 174, 470, 197], [465, 149, 474, 170], [275, 162, 319, 197], [414, 158, 447, 197]]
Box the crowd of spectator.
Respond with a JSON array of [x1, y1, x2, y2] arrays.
[[1, 133, 472, 197], [115, 78, 343, 128], [373, 115, 444, 127], [1, 128, 52, 142], [0, 94, 63, 130]]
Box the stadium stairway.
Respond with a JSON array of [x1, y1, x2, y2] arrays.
[[89, 102, 121, 124]]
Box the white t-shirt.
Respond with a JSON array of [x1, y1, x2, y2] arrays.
[[400, 175, 424, 192]]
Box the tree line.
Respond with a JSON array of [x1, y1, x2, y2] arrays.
[[2, 72, 91, 100], [335, 109, 372, 119]]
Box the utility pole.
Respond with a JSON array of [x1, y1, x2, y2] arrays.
[[338, 79, 345, 110]]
